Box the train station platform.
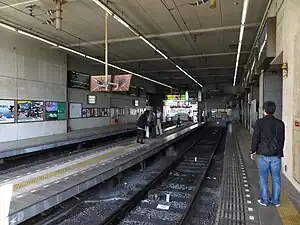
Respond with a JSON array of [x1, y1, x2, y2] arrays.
[[0, 123, 139, 160], [1, 123, 201, 225], [216, 123, 300, 225]]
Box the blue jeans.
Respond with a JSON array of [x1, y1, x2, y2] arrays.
[[258, 155, 281, 205]]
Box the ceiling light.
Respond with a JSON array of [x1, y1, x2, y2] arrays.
[[58, 45, 86, 57], [139, 36, 156, 50], [0, 22, 17, 31], [241, 0, 249, 24], [113, 15, 129, 28], [233, 0, 249, 86], [92, 0, 113, 15], [156, 49, 168, 59], [18, 30, 58, 46]]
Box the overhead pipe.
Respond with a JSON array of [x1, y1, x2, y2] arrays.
[[112, 51, 250, 64], [69, 23, 259, 46]]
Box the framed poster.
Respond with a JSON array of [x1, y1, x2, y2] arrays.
[[17, 100, 44, 122], [57, 102, 66, 120], [69, 103, 82, 119], [45, 101, 58, 121], [0, 100, 15, 123], [94, 108, 98, 117], [82, 108, 87, 118]]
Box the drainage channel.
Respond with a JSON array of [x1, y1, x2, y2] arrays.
[[100, 127, 225, 225]]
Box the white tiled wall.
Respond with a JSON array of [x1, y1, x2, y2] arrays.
[[0, 28, 67, 143]]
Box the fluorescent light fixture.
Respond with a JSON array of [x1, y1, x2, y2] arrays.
[[241, 0, 250, 24], [156, 49, 168, 59], [139, 36, 156, 50], [233, 0, 250, 86], [238, 25, 245, 43], [92, 0, 113, 15], [113, 15, 129, 28], [18, 30, 58, 46], [128, 26, 140, 36], [58, 45, 86, 57], [0, 22, 17, 31]]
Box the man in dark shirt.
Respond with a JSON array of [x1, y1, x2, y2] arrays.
[[251, 101, 285, 207], [137, 110, 149, 144]]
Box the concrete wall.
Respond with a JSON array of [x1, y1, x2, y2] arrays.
[[0, 28, 67, 143], [262, 71, 283, 119], [67, 88, 146, 131], [269, 0, 300, 191]]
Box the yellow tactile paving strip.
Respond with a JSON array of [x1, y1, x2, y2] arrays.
[[238, 125, 300, 225], [13, 143, 137, 191]]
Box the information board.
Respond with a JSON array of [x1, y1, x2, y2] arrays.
[[69, 103, 82, 118]]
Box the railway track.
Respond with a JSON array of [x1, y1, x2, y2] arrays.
[[23, 125, 225, 225], [99, 126, 225, 225]]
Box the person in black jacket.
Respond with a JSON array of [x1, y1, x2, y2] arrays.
[[137, 110, 149, 144], [250, 101, 285, 207]]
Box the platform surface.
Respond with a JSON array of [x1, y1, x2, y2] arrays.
[[0, 123, 138, 159], [216, 123, 300, 225], [1, 123, 200, 224]]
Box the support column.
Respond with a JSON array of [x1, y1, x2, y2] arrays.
[[260, 71, 283, 119], [105, 12, 108, 92]]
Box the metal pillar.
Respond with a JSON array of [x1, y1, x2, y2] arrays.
[[54, 0, 62, 30], [105, 12, 108, 91]]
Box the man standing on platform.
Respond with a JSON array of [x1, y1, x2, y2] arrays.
[[137, 110, 149, 144], [156, 108, 163, 136], [250, 101, 285, 207]]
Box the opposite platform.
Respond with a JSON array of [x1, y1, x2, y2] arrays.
[[0, 123, 138, 159], [2, 123, 201, 224]]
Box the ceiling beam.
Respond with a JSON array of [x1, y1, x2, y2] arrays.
[[69, 23, 259, 47], [112, 51, 250, 64], [139, 66, 240, 73]]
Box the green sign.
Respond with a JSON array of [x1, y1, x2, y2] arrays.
[[57, 102, 66, 120]]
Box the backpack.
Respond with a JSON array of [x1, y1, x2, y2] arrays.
[[266, 125, 280, 155]]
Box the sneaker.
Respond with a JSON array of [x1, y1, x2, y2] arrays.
[[268, 198, 280, 207], [257, 199, 267, 207]]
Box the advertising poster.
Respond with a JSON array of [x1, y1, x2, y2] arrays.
[[82, 108, 87, 118], [57, 102, 66, 120], [45, 101, 58, 121], [17, 100, 44, 122], [45, 102, 66, 121], [0, 100, 15, 123], [94, 108, 98, 117]]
